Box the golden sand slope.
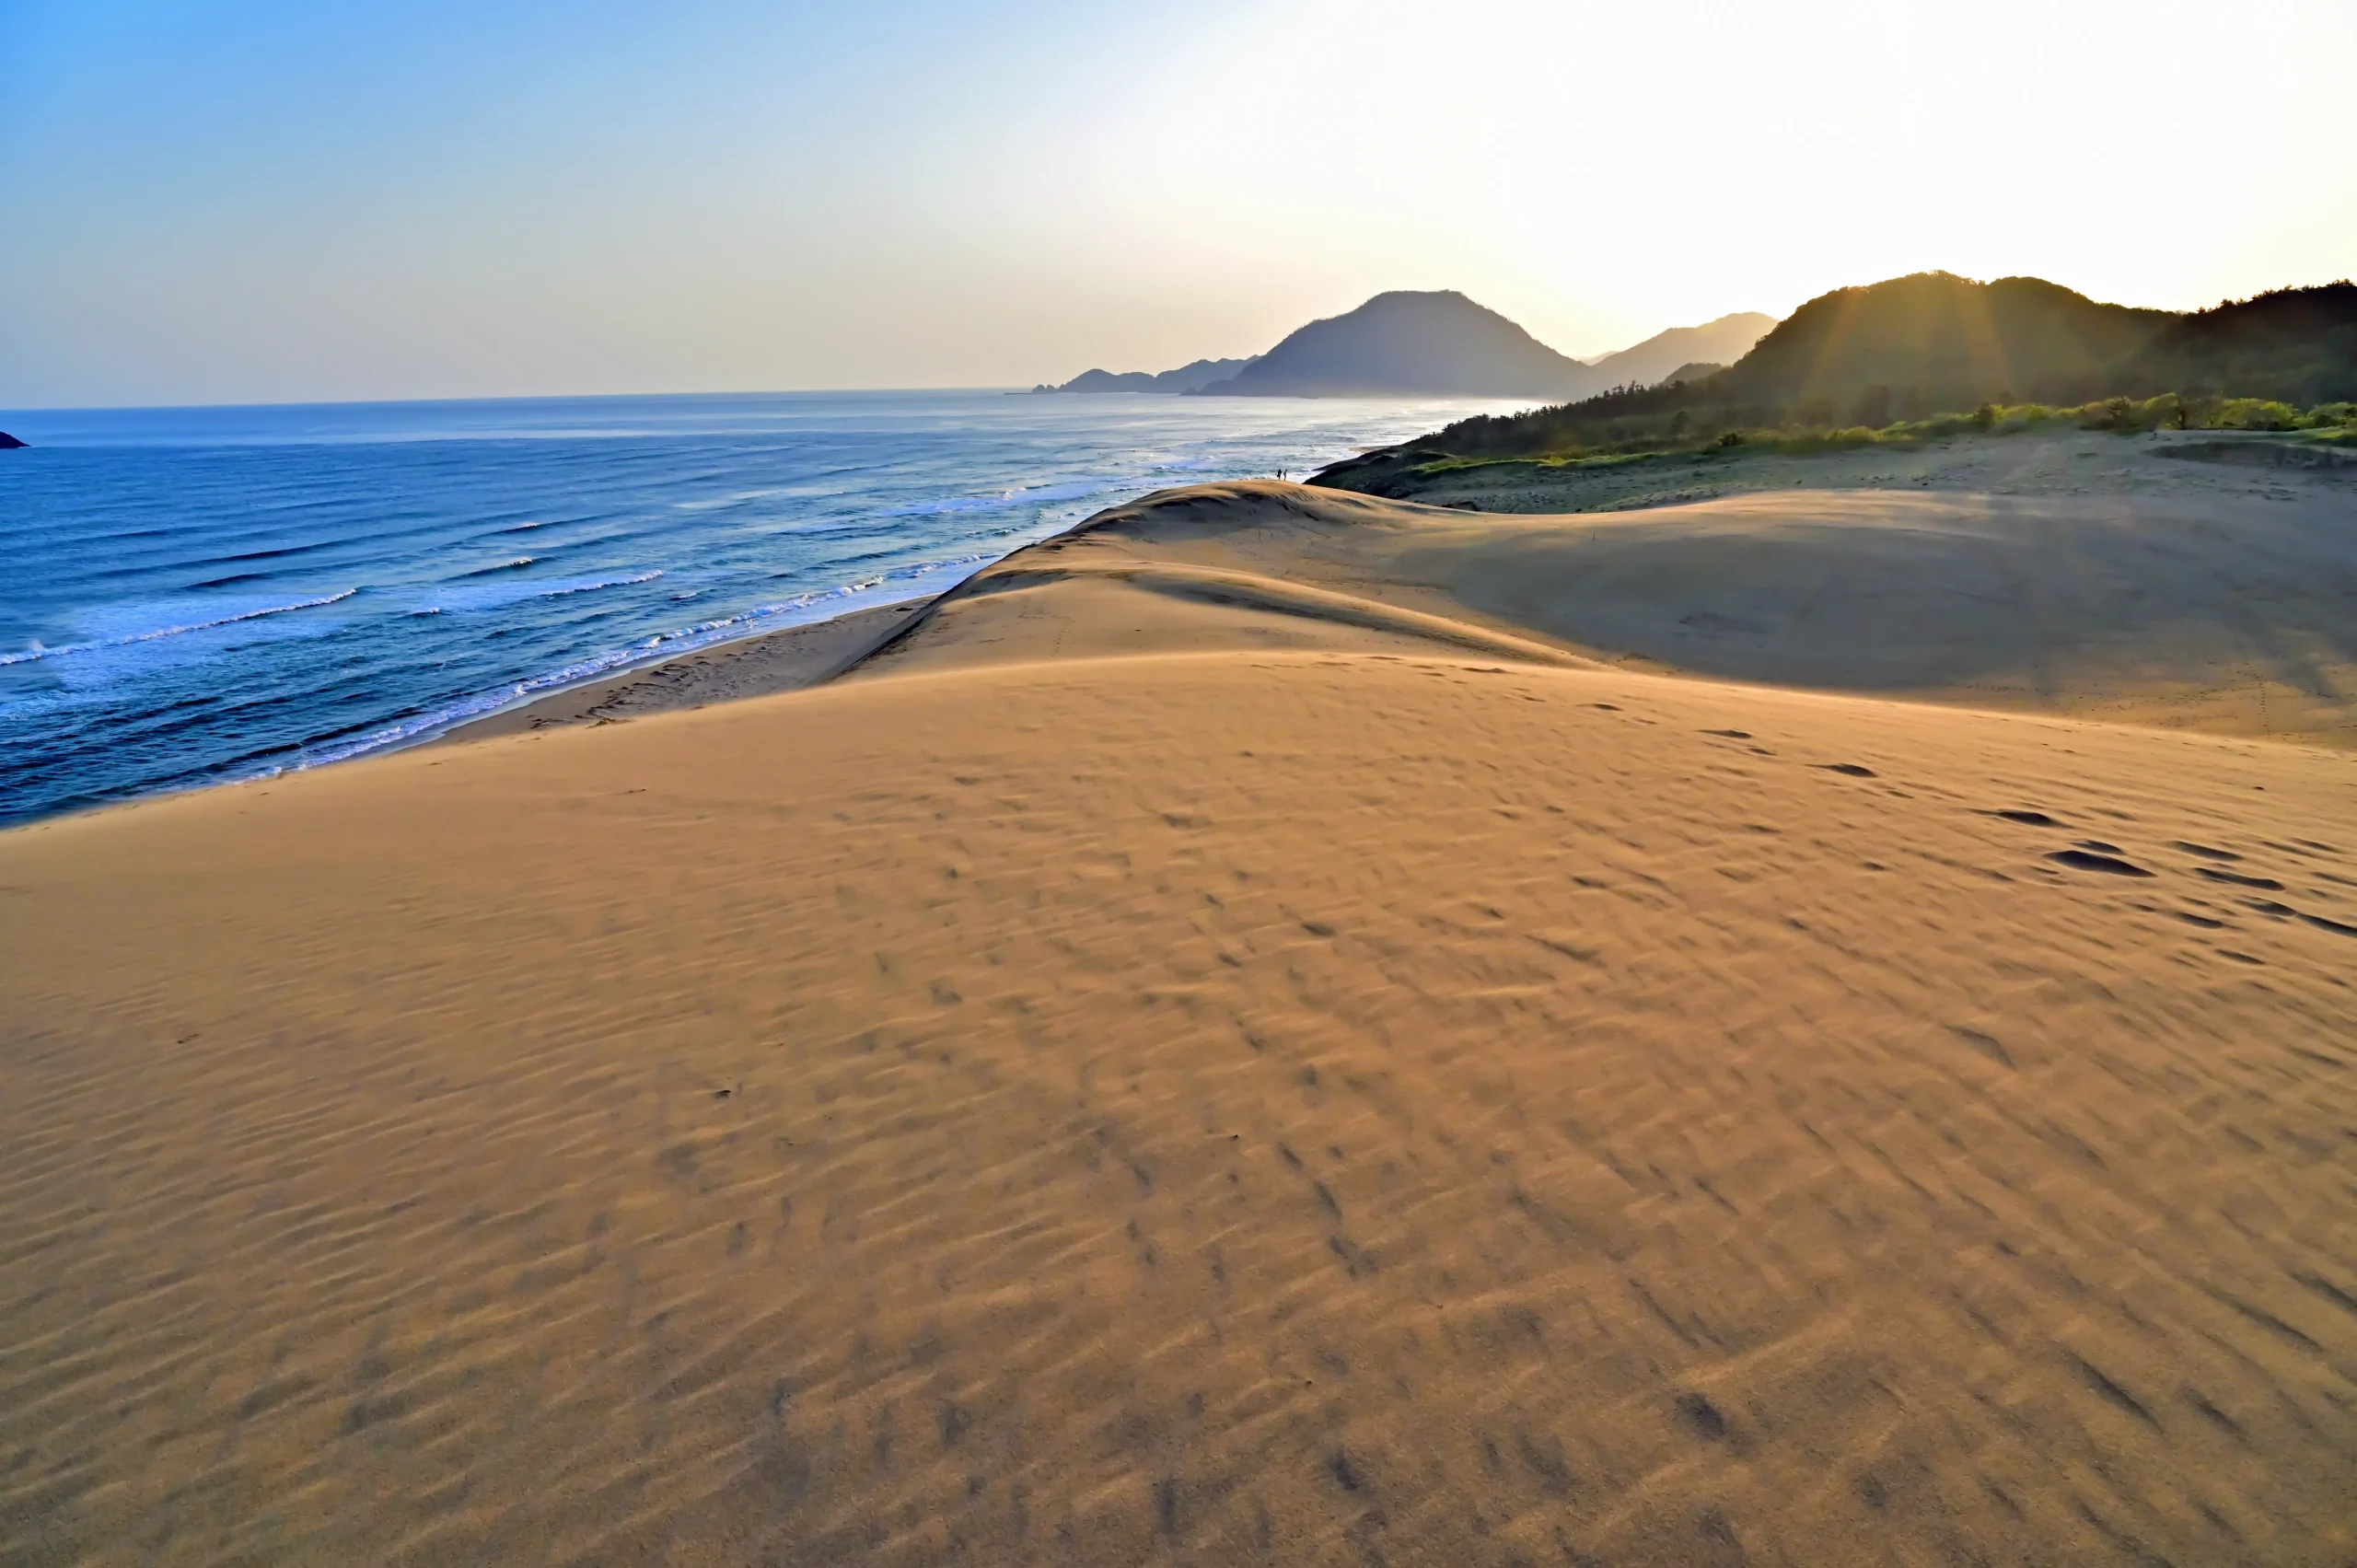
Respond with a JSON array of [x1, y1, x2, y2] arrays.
[[866, 480, 2357, 745], [4, 484, 2356, 1567]]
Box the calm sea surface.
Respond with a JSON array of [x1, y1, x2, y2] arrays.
[[0, 389, 1515, 825]]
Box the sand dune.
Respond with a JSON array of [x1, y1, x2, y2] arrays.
[[867, 478, 2357, 746], [4, 480, 2355, 1566]]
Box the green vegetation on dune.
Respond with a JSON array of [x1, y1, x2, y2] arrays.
[[1316, 394, 2357, 494]]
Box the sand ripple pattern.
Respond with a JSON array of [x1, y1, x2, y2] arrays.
[[2, 656, 2354, 1565]]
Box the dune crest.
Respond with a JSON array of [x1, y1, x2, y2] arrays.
[[865, 477, 2357, 748]]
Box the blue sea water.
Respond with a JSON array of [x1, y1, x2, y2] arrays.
[[0, 389, 1516, 826]]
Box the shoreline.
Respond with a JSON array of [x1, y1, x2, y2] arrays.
[[435, 596, 935, 745], [0, 598, 935, 830]]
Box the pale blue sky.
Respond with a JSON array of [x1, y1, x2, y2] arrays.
[[5, 0, 2353, 407]]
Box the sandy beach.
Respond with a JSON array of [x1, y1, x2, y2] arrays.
[[443, 599, 930, 744], [4, 454, 2355, 1565]]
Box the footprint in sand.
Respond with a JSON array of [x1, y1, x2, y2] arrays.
[[2047, 849, 2153, 877], [2196, 865, 2283, 890]]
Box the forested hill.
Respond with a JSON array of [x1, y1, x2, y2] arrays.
[[1723, 273, 2169, 412], [2124, 283, 2357, 408]]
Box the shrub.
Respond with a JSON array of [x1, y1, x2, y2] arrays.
[[2213, 398, 2301, 431]]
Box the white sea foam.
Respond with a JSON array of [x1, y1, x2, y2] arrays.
[[870, 479, 1102, 519], [408, 570, 663, 615], [0, 589, 360, 667]]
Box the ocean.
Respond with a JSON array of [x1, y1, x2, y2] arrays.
[[0, 389, 1517, 826]]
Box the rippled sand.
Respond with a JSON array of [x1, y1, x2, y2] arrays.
[[5, 479, 2353, 1566]]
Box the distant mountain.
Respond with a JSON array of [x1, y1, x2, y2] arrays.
[[1655, 362, 1729, 388], [1584, 313, 1774, 391], [1195, 291, 1591, 399], [0, 431, 25, 449], [1723, 273, 2171, 412], [1034, 357, 1257, 395], [2119, 283, 2357, 405], [1039, 296, 1781, 403]]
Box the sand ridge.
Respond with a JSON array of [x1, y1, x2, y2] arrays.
[[4, 478, 2356, 1566], [860, 477, 2357, 748]]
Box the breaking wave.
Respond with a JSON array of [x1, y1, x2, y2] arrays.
[[0, 589, 359, 667]]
